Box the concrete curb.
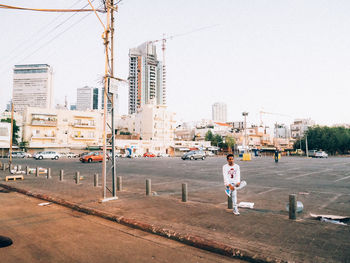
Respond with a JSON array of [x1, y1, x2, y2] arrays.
[[0, 183, 287, 263]]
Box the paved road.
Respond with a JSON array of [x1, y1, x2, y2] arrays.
[[0, 190, 244, 263], [2, 156, 350, 214]]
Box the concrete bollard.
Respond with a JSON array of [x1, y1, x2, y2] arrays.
[[36, 167, 39, 177], [227, 196, 233, 209], [59, 170, 64, 181], [26, 166, 29, 175], [182, 183, 188, 202], [18, 165, 21, 171], [75, 171, 80, 184], [46, 168, 51, 179], [94, 173, 98, 187], [289, 194, 297, 220], [146, 179, 151, 196], [2, 163, 6, 171], [117, 176, 122, 191], [0, 161, 2, 169]]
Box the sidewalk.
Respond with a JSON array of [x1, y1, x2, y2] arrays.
[[1, 170, 349, 263]]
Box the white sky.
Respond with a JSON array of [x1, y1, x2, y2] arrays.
[[1, 0, 350, 128]]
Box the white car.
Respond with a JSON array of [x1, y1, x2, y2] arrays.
[[315, 151, 328, 158], [34, 151, 61, 160]]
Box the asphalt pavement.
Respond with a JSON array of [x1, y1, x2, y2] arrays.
[[0, 191, 243, 263], [1, 156, 349, 262]]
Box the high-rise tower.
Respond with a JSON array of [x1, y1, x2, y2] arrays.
[[212, 102, 227, 122], [128, 42, 165, 114]]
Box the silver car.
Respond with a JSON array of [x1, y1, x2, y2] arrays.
[[181, 150, 206, 160], [34, 151, 61, 160]]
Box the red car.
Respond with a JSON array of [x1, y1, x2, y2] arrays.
[[143, 152, 156, 157]]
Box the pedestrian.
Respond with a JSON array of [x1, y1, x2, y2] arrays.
[[223, 154, 247, 215], [274, 149, 279, 163]]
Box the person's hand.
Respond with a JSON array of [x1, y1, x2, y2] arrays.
[[229, 184, 235, 191], [236, 182, 241, 187]]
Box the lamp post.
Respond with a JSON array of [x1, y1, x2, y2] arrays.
[[242, 112, 248, 152]]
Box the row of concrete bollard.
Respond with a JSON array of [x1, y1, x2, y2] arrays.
[[3, 163, 299, 219], [145, 179, 188, 202]]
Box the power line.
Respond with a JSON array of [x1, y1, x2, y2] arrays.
[[1, 0, 86, 67], [0, 4, 105, 13], [18, 5, 104, 64], [0, 1, 100, 72]]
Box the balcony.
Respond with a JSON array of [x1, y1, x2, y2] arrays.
[[31, 135, 56, 140], [72, 123, 96, 128], [71, 135, 95, 140], [31, 119, 57, 126]]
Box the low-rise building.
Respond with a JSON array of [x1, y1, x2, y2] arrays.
[[22, 107, 103, 153], [0, 122, 11, 156], [290, 118, 315, 138]]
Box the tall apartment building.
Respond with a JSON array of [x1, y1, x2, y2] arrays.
[[12, 64, 53, 113], [76, 86, 99, 111], [212, 102, 227, 122], [128, 42, 165, 114]]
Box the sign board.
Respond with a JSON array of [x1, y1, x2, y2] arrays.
[[108, 78, 128, 94]]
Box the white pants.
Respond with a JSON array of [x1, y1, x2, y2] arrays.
[[231, 181, 247, 209]]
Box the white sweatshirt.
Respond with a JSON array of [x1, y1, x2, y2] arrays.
[[222, 163, 240, 186]]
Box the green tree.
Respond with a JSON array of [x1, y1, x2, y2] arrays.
[[294, 126, 350, 155], [1, 118, 19, 145], [19, 141, 29, 151], [212, 134, 223, 147], [225, 136, 235, 153], [205, 130, 214, 141]]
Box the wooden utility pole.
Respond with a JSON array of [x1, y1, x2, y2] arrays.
[[8, 102, 14, 167], [101, 0, 118, 202]]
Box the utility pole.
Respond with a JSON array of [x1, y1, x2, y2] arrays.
[[305, 133, 309, 157], [101, 0, 118, 202], [8, 102, 14, 168]]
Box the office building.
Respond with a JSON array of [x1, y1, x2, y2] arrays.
[[212, 102, 227, 122], [12, 64, 53, 113], [128, 42, 165, 114], [76, 86, 99, 111]]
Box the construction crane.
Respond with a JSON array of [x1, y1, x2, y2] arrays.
[[148, 25, 219, 104], [259, 110, 292, 127]]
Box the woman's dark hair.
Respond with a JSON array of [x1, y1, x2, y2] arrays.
[[226, 154, 234, 160]]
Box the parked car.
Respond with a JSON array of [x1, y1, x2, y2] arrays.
[[315, 151, 328, 158], [308, 150, 318, 157], [182, 150, 206, 160], [8, 151, 26, 158], [80, 152, 103, 163], [143, 152, 156, 157], [157, 153, 170, 157], [67, 152, 78, 158], [33, 151, 61, 160], [79, 152, 90, 157], [205, 151, 215, 157]]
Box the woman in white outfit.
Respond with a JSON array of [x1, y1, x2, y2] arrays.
[[223, 154, 247, 215]]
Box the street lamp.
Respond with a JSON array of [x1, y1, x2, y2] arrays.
[[242, 112, 248, 152]]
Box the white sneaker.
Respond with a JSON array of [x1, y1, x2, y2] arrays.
[[233, 208, 240, 215]]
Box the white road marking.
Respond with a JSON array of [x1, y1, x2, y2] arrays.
[[257, 188, 279, 195], [285, 169, 332, 180], [334, 175, 350, 182], [319, 194, 342, 209]]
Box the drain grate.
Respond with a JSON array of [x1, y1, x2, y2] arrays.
[[0, 236, 13, 248]]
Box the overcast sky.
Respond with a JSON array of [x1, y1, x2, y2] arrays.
[[1, 0, 350, 128]]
